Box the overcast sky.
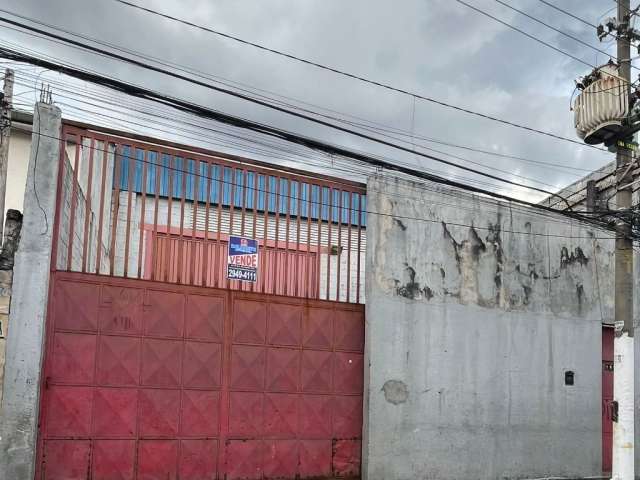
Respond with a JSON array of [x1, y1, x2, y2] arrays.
[[0, 0, 625, 200]]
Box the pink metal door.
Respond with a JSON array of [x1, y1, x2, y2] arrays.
[[602, 326, 614, 474], [36, 271, 364, 479], [148, 233, 319, 297]]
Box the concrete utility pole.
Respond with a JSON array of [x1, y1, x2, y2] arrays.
[[613, 2, 635, 479], [0, 69, 14, 246]]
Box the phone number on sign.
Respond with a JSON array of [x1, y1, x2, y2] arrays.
[[227, 266, 257, 282]]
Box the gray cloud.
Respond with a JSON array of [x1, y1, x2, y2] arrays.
[[0, 0, 621, 199]]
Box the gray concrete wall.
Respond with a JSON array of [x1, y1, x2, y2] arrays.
[[363, 174, 614, 480], [0, 103, 61, 479]]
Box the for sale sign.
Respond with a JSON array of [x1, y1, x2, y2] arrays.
[[227, 236, 258, 283]]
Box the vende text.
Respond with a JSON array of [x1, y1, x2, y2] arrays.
[[228, 254, 258, 268]]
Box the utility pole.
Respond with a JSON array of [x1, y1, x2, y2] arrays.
[[613, 2, 635, 479], [0, 68, 14, 246]]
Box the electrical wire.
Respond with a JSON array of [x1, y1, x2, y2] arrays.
[[0, 41, 629, 236], [15, 73, 581, 206], [493, 0, 637, 72], [0, 8, 616, 193], [0, 37, 575, 205], [0, 35, 632, 236], [0, 26, 595, 178], [89, 0, 608, 151], [7, 61, 624, 229], [455, 0, 608, 71], [10, 71, 568, 192], [23, 126, 620, 240], [10, 79, 626, 233], [536, 0, 598, 29], [1, 30, 593, 176]]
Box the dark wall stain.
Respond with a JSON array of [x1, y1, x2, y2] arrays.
[[443, 288, 460, 299], [441, 217, 506, 306], [439, 267, 446, 279], [441, 222, 488, 267], [560, 246, 589, 268], [393, 217, 407, 231], [515, 263, 540, 281], [576, 283, 585, 313], [0, 209, 22, 270], [469, 227, 487, 261], [424, 286, 434, 300], [395, 264, 433, 301], [514, 262, 541, 306], [522, 285, 532, 305], [486, 216, 504, 304], [441, 222, 462, 271]]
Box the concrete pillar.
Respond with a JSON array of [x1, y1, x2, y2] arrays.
[[0, 103, 61, 479]]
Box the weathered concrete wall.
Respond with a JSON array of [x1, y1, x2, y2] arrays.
[[363, 175, 613, 480], [0, 103, 61, 480]]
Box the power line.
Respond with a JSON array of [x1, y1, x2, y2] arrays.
[[21, 126, 620, 240], [492, 0, 631, 70], [536, 0, 598, 29], [13, 68, 538, 197], [0, 14, 625, 227], [0, 19, 597, 176], [97, 0, 608, 151], [455, 0, 602, 70], [1, 34, 620, 218], [10, 68, 619, 229], [0, 26, 573, 203], [2, 58, 632, 234], [1, 48, 626, 238], [10, 70, 566, 192], [10, 67, 553, 195]]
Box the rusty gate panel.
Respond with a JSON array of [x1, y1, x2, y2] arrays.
[[55, 124, 366, 304], [36, 271, 364, 479]]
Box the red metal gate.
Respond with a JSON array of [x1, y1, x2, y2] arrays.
[[36, 271, 364, 479], [36, 122, 366, 479]]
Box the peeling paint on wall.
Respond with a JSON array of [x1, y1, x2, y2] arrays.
[[393, 217, 407, 231], [394, 264, 433, 301], [375, 178, 611, 320]]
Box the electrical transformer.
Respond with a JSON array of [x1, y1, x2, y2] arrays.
[[574, 64, 629, 145]]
